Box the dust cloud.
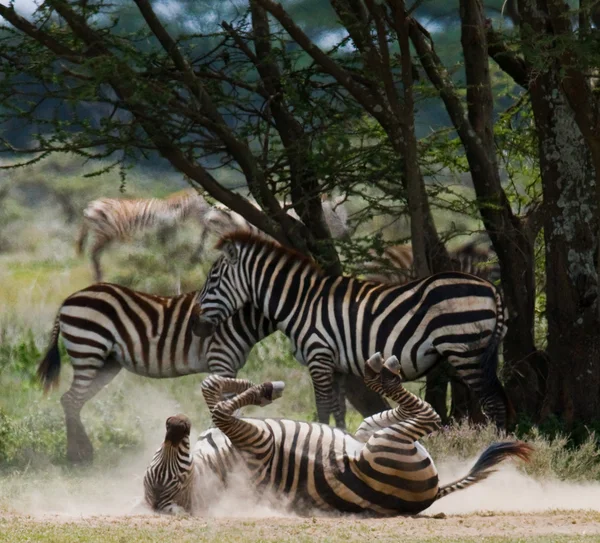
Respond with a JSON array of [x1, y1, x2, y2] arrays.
[[428, 461, 600, 515], [3, 375, 600, 522]]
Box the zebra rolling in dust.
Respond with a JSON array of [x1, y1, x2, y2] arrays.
[[76, 189, 210, 282], [144, 353, 532, 516]]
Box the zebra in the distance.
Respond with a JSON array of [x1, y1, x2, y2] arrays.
[[362, 239, 501, 285], [37, 283, 274, 465], [144, 354, 532, 516], [193, 231, 512, 430], [195, 194, 350, 262], [76, 189, 210, 282]]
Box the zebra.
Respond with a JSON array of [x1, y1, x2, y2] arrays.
[[37, 283, 273, 465], [193, 231, 512, 430], [194, 194, 350, 262], [362, 239, 501, 285], [76, 189, 210, 282], [144, 354, 532, 516], [37, 283, 388, 464], [143, 413, 240, 515]]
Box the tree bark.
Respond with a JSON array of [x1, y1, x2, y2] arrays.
[[517, 0, 600, 424]]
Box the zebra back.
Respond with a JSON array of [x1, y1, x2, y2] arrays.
[[362, 239, 500, 285], [49, 282, 275, 380]]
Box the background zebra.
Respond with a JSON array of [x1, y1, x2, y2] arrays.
[[362, 239, 501, 285], [195, 194, 350, 262], [193, 231, 511, 430], [144, 355, 532, 516], [37, 282, 274, 464], [76, 189, 210, 281]]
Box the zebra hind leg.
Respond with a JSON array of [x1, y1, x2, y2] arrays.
[[201, 374, 257, 412], [89, 236, 110, 282], [454, 364, 508, 431], [61, 357, 122, 465], [355, 353, 441, 442]]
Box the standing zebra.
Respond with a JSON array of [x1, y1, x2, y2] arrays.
[[76, 189, 210, 282], [193, 231, 511, 429], [37, 283, 274, 464], [38, 283, 388, 464], [362, 239, 501, 285], [144, 354, 532, 516]]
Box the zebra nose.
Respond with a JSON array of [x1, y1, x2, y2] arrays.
[[192, 317, 216, 338]]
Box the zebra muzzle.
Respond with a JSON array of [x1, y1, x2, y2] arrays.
[[190, 306, 217, 338]]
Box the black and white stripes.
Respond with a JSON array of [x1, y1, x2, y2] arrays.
[[37, 282, 275, 464], [194, 231, 510, 429], [144, 356, 532, 517]]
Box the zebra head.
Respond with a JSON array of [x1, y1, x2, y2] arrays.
[[143, 414, 195, 514], [193, 239, 250, 338]]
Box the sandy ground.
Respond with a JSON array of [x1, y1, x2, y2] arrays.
[[1, 509, 599, 541], [2, 463, 600, 541]]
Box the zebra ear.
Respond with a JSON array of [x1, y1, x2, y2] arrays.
[[222, 241, 239, 265]]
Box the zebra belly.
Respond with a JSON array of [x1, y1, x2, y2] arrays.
[[110, 345, 205, 378]]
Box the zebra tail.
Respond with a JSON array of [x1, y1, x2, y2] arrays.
[[76, 221, 89, 256], [436, 441, 533, 501], [37, 312, 62, 394]]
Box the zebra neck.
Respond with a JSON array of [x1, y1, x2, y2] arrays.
[[251, 259, 324, 328], [157, 438, 193, 476]]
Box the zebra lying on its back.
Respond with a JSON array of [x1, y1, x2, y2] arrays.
[[144, 354, 532, 516]]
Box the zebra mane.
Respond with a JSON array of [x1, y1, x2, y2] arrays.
[[216, 229, 323, 274]]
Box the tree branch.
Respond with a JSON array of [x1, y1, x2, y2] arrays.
[[486, 23, 529, 89]]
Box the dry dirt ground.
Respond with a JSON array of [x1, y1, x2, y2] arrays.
[[1, 510, 600, 542], [3, 463, 600, 542]]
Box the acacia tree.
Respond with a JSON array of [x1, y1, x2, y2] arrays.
[[2, 0, 599, 427], [0, 0, 403, 419]]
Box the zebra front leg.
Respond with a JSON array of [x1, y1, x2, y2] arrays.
[[355, 354, 441, 442], [61, 357, 122, 464], [201, 374, 256, 412], [210, 380, 284, 456], [332, 372, 347, 430], [308, 364, 341, 428]]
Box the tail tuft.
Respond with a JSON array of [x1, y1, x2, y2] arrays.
[[437, 441, 533, 500], [37, 313, 62, 394]]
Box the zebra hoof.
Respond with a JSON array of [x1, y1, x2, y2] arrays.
[[271, 381, 285, 400], [383, 356, 400, 375], [366, 352, 384, 373], [260, 381, 285, 406]]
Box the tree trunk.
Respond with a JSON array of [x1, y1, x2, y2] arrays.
[[531, 80, 600, 424]]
